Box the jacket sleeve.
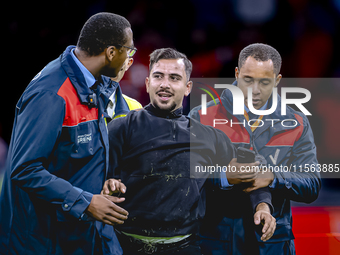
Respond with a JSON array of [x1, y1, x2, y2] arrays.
[[213, 130, 236, 189], [107, 114, 129, 179], [10, 90, 93, 220], [271, 114, 321, 203], [249, 187, 273, 213]]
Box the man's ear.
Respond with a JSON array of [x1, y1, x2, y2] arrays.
[[126, 58, 134, 71], [145, 77, 150, 93], [185, 81, 193, 96], [106, 46, 117, 62], [235, 67, 239, 79], [275, 74, 282, 87]]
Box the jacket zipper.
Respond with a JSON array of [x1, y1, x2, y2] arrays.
[[172, 120, 176, 140]]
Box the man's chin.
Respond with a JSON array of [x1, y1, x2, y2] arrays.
[[245, 100, 264, 110], [153, 101, 177, 112]]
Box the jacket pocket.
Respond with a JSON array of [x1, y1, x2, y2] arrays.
[[256, 223, 293, 243]]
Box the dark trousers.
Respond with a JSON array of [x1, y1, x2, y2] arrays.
[[115, 230, 201, 255]]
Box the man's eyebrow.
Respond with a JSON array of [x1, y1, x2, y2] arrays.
[[152, 71, 164, 76], [169, 73, 183, 78], [243, 75, 253, 79]]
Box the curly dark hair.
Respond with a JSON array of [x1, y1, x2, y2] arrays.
[[238, 43, 282, 76], [77, 12, 131, 56]]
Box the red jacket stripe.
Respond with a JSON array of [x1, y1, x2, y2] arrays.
[[198, 104, 250, 144], [57, 78, 98, 127], [266, 114, 304, 147]]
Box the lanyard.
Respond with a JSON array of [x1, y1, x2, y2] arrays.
[[244, 110, 264, 132]]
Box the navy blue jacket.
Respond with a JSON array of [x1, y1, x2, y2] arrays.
[[0, 46, 129, 254], [189, 82, 321, 254]]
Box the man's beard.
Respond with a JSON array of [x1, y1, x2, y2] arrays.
[[153, 100, 177, 112]]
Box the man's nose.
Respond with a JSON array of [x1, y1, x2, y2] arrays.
[[252, 82, 260, 94], [160, 79, 170, 89]]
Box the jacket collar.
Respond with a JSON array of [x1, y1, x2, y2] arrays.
[[60, 46, 126, 112], [145, 104, 183, 119], [61, 45, 117, 106], [60, 46, 94, 104], [70, 48, 96, 88]]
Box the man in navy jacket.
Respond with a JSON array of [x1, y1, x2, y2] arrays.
[[0, 12, 137, 255], [190, 43, 321, 255]]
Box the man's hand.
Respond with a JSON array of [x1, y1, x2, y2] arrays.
[[101, 179, 127, 196], [226, 158, 260, 185], [254, 202, 276, 242], [86, 194, 128, 226], [243, 170, 274, 193]]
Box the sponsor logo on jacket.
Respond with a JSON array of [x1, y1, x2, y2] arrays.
[[78, 133, 92, 144]]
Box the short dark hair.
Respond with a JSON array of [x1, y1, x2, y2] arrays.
[[238, 43, 282, 76], [77, 12, 131, 56], [149, 48, 193, 81]]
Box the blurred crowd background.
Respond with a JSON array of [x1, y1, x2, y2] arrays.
[[2, 0, 340, 203]]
